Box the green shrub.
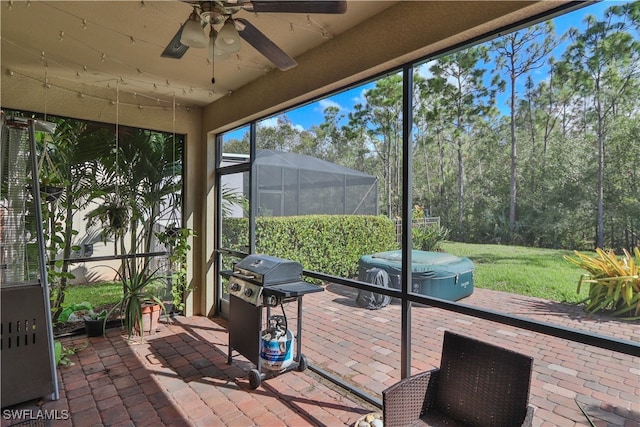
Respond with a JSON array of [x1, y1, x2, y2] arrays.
[[564, 247, 640, 319], [222, 215, 397, 279], [412, 224, 450, 251]]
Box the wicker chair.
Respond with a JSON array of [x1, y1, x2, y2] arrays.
[[382, 331, 534, 427]]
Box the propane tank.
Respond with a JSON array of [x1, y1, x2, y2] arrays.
[[259, 315, 294, 371]]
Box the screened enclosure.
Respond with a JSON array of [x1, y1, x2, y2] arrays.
[[246, 150, 378, 217]]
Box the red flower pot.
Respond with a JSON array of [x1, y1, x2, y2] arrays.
[[134, 303, 161, 335]]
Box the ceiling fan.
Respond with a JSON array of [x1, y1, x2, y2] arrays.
[[162, 1, 347, 83]]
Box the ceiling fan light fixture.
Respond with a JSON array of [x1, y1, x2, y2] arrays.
[[180, 9, 208, 48], [214, 45, 231, 60], [200, 2, 226, 25], [209, 27, 230, 60], [216, 19, 241, 53]]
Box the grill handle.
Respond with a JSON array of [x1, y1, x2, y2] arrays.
[[233, 273, 256, 281]]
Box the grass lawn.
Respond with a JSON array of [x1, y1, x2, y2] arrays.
[[63, 281, 123, 312], [63, 276, 169, 313], [64, 243, 591, 309], [442, 242, 589, 303]]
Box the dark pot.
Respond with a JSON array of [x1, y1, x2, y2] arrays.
[[107, 208, 126, 229], [41, 185, 64, 202], [85, 319, 106, 337], [165, 227, 181, 239], [26, 184, 64, 202]]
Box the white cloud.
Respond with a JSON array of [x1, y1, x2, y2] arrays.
[[258, 115, 306, 132], [352, 88, 370, 106], [258, 117, 279, 128], [318, 98, 343, 112], [416, 61, 436, 79]]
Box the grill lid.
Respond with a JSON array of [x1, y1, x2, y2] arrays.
[[233, 254, 303, 285]]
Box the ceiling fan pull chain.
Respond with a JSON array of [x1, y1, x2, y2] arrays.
[[209, 24, 216, 84], [211, 57, 215, 85]]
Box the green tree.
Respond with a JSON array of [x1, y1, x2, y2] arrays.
[[413, 66, 450, 224], [559, 5, 640, 248], [423, 47, 497, 239], [346, 74, 404, 219], [491, 21, 559, 243], [605, 115, 640, 249], [222, 136, 249, 155], [257, 114, 301, 151]]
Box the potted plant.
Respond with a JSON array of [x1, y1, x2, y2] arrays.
[[35, 140, 65, 202], [40, 181, 64, 202], [106, 204, 128, 229], [83, 310, 107, 337], [106, 258, 166, 339], [85, 192, 129, 235], [26, 178, 64, 202]]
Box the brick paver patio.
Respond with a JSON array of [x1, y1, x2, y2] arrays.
[[302, 285, 639, 427], [2, 287, 638, 426]]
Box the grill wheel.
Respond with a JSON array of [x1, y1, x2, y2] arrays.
[[249, 369, 262, 389]]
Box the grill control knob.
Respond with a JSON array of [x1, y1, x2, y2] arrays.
[[265, 295, 278, 307], [244, 288, 253, 297], [230, 283, 240, 292]]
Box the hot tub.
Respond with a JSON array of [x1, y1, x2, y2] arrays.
[[358, 250, 474, 301]]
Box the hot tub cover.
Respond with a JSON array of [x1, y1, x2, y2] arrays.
[[358, 250, 474, 301]]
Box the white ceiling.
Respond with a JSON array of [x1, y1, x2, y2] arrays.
[[1, 1, 396, 108]]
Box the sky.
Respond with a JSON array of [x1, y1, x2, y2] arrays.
[[227, 0, 627, 138]]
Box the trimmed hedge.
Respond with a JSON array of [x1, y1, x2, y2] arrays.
[[222, 215, 397, 279]]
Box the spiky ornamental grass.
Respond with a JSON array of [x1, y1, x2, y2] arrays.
[[564, 248, 640, 319]]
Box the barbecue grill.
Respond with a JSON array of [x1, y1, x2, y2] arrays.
[[227, 254, 323, 388]]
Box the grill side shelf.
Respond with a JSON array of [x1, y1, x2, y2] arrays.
[[264, 282, 324, 298]]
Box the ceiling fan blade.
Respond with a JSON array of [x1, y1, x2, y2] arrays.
[[236, 18, 297, 71], [161, 25, 190, 59], [248, 1, 347, 14]]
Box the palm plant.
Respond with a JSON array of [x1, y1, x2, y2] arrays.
[[105, 257, 166, 338], [222, 183, 247, 217], [35, 118, 108, 321], [86, 127, 182, 260]]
